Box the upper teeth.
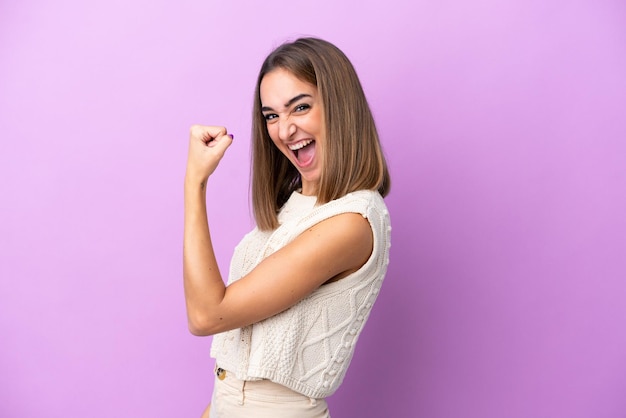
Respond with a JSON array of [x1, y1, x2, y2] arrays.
[[289, 140, 313, 151]]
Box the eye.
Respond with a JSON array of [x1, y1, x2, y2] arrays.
[[294, 103, 310, 112], [263, 113, 278, 122]]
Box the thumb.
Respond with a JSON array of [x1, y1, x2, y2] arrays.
[[207, 133, 234, 153]]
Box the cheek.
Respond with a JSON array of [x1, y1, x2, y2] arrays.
[[309, 110, 323, 135]]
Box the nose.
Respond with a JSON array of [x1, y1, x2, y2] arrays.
[[277, 117, 296, 141]]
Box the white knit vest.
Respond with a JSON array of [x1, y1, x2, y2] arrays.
[[210, 189, 391, 399]]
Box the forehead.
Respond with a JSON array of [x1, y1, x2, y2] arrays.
[[260, 68, 317, 104]]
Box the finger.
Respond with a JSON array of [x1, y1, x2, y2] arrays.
[[207, 133, 234, 152], [203, 127, 228, 144], [190, 125, 227, 144]]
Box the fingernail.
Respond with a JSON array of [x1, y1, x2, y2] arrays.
[[228, 134, 234, 140]]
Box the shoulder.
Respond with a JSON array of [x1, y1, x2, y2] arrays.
[[326, 190, 390, 226], [274, 190, 389, 250], [307, 211, 372, 243], [316, 189, 390, 246], [333, 190, 391, 250]]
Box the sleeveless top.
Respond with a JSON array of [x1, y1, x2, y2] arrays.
[[210, 189, 391, 398]]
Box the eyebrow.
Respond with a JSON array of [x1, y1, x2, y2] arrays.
[[261, 93, 312, 112]]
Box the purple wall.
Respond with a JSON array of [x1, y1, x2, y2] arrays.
[[1, 1, 625, 417]]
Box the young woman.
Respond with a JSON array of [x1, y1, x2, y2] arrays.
[[183, 37, 391, 418]]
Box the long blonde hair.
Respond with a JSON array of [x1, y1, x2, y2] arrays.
[[252, 37, 390, 230]]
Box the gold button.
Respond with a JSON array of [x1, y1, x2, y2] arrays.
[[216, 367, 226, 380]]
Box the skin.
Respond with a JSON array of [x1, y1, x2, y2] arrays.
[[201, 404, 210, 418], [183, 69, 373, 337], [185, 69, 374, 416], [260, 68, 324, 196]]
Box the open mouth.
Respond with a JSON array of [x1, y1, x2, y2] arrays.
[[289, 139, 316, 166]]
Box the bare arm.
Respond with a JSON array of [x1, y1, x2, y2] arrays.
[[183, 125, 372, 336]]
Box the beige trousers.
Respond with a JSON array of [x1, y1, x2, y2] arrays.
[[208, 370, 330, 418]]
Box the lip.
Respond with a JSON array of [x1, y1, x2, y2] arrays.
[[286, 138, 316, 168], [288, 139, 314, 151]]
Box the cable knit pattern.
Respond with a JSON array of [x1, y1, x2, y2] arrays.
[[210, 189, 391, 399]]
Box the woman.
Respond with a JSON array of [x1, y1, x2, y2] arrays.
[[184, 37, 391, 417]]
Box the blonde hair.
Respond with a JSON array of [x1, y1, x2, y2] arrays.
[[251, 37, 390, 230]]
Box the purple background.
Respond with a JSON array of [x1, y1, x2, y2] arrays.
[[1, 1, 625, 417]]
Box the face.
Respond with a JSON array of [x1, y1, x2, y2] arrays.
[[260, 68, 324, 196]]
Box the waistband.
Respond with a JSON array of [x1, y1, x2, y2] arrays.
[[214, 365, 321, 404]]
